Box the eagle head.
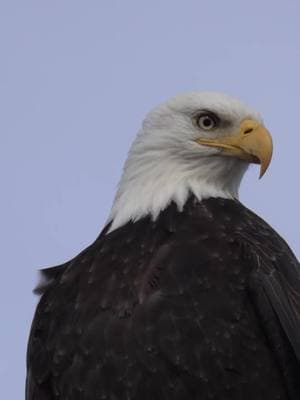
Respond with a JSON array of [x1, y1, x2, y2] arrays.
[[109, 92, 273, 231]]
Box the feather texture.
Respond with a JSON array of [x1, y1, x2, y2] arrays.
[[26, 197, 300, 399]]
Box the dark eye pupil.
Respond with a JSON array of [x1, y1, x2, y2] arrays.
[[203, 117, 212, 127]]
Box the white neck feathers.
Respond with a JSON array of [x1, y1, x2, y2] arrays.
[[107, 130, 247, 232]]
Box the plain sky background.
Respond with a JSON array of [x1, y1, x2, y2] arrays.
[[1, 1, 300, 398]]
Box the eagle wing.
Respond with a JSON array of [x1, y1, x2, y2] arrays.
[[253, 254, 300, 360], [241, 208, 300, 398]]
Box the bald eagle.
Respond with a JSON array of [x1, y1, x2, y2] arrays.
[[26, 92, 300, 400]]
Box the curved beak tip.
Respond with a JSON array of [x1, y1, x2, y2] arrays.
[[258, 143, 273, 179], [246, 124, 273, 180], [259, 166, 267, 179]]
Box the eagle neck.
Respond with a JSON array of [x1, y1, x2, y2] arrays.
[[107, 148, 247, 233]]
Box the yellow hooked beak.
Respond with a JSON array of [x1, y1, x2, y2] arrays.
[[195, 119, 273, 178]]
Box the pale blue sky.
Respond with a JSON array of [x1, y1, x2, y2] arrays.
[[1, 1, 299, 398]]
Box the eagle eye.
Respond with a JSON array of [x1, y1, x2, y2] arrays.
[[196, 112, 219, 131]]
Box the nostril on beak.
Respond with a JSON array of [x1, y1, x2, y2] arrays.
[[244, 128, 254, 135]]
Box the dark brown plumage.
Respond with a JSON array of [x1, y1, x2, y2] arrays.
[[26, 197, 300, 400]]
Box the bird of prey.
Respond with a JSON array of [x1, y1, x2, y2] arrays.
[[26, 92, 300, 400]]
